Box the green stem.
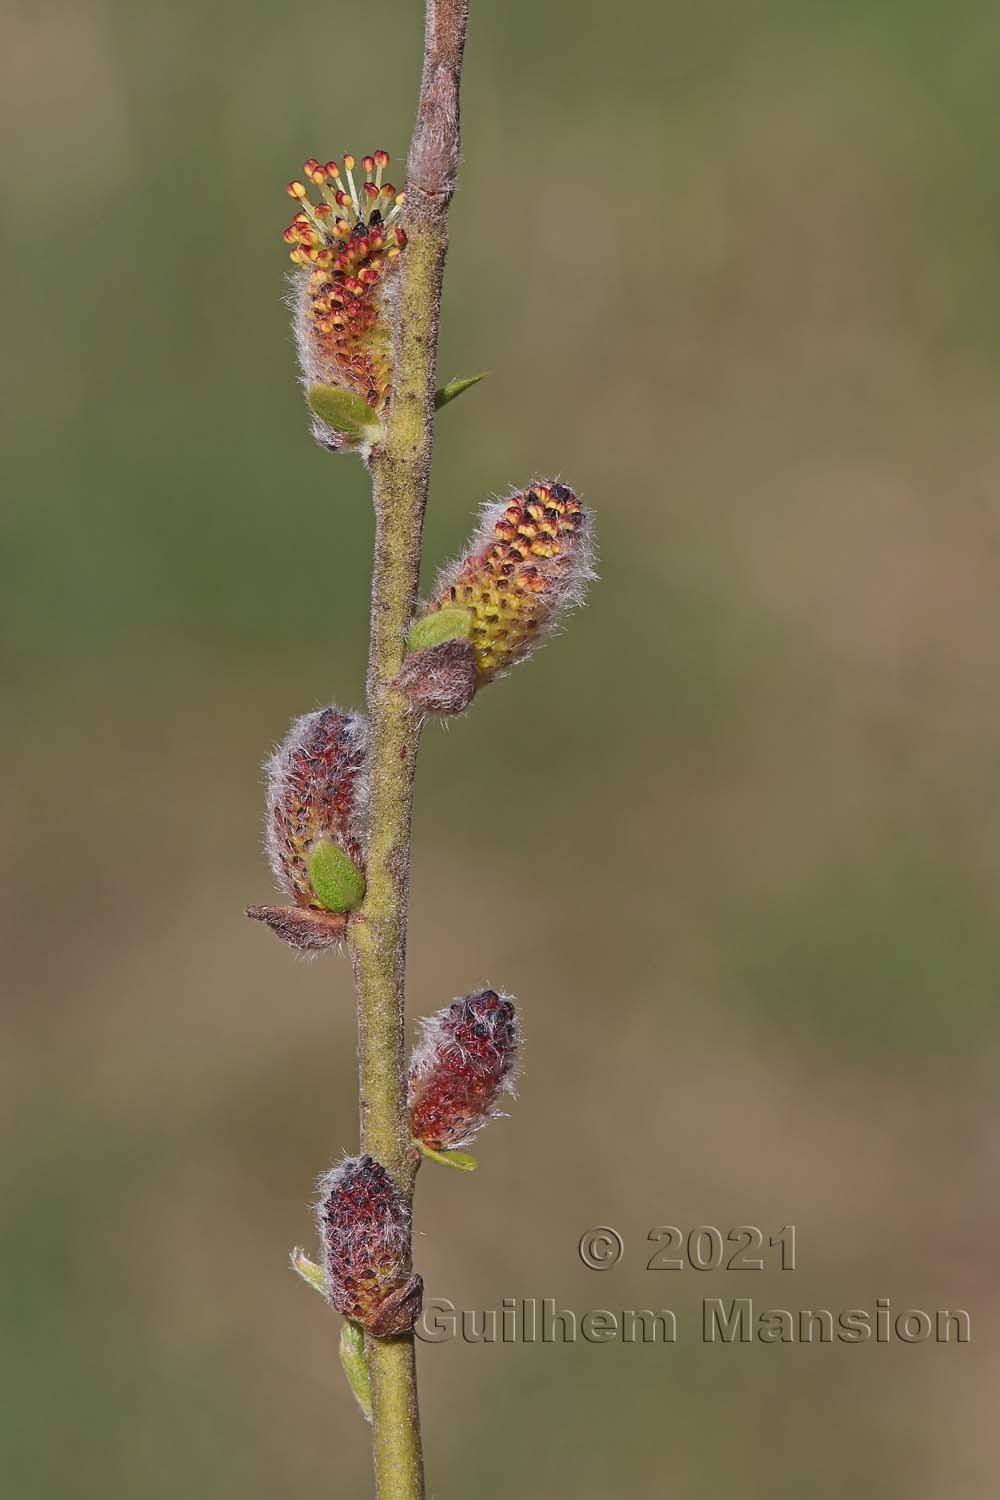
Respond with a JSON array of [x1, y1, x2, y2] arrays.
[[346, 3, 469, 1497]]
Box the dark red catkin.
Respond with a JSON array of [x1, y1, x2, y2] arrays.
[[247, 706, 368, 952], [316, 1155, 423, 1337], [408, 989, 520, 1150]]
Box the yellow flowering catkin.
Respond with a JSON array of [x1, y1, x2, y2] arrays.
[[399, 482, 595, 713]]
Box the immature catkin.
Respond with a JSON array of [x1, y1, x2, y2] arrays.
[[317, 1156, 423, 1337], [401, 482, 595, 713], [409, 990, 520, 1150], [282, 151, 406, 450], [246, 706, 368, 952]]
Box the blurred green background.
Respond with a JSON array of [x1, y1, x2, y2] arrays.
[[3, 0, 999, 1493]]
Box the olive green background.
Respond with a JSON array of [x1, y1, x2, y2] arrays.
[[3, 0, 998, 1494]]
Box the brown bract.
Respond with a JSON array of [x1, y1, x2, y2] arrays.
[[245, 903, 347, 953], [395, 637, 478, 716]]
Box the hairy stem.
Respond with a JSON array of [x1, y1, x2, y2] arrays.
[[347, 2, 468, 1497]]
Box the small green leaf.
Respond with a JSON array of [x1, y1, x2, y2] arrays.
[[434, 373, 488, 411], [307, 383, 382, 443], [415, 1140, 479, 1172], [290, 1247, 327, 1297], [340, 1320, 373, 1423], [407, 607, 473, 653], [307, 840, 366, 914]]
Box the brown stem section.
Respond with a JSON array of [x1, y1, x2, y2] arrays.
[[346, 2, 469, 1498]]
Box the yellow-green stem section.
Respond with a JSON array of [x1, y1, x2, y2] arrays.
[[348, 221, 450, 1500]]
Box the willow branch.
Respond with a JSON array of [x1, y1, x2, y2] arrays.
[[346, 3, 469, 1498]]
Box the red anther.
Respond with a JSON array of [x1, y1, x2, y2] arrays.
[[281, 150, 407, 442]]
